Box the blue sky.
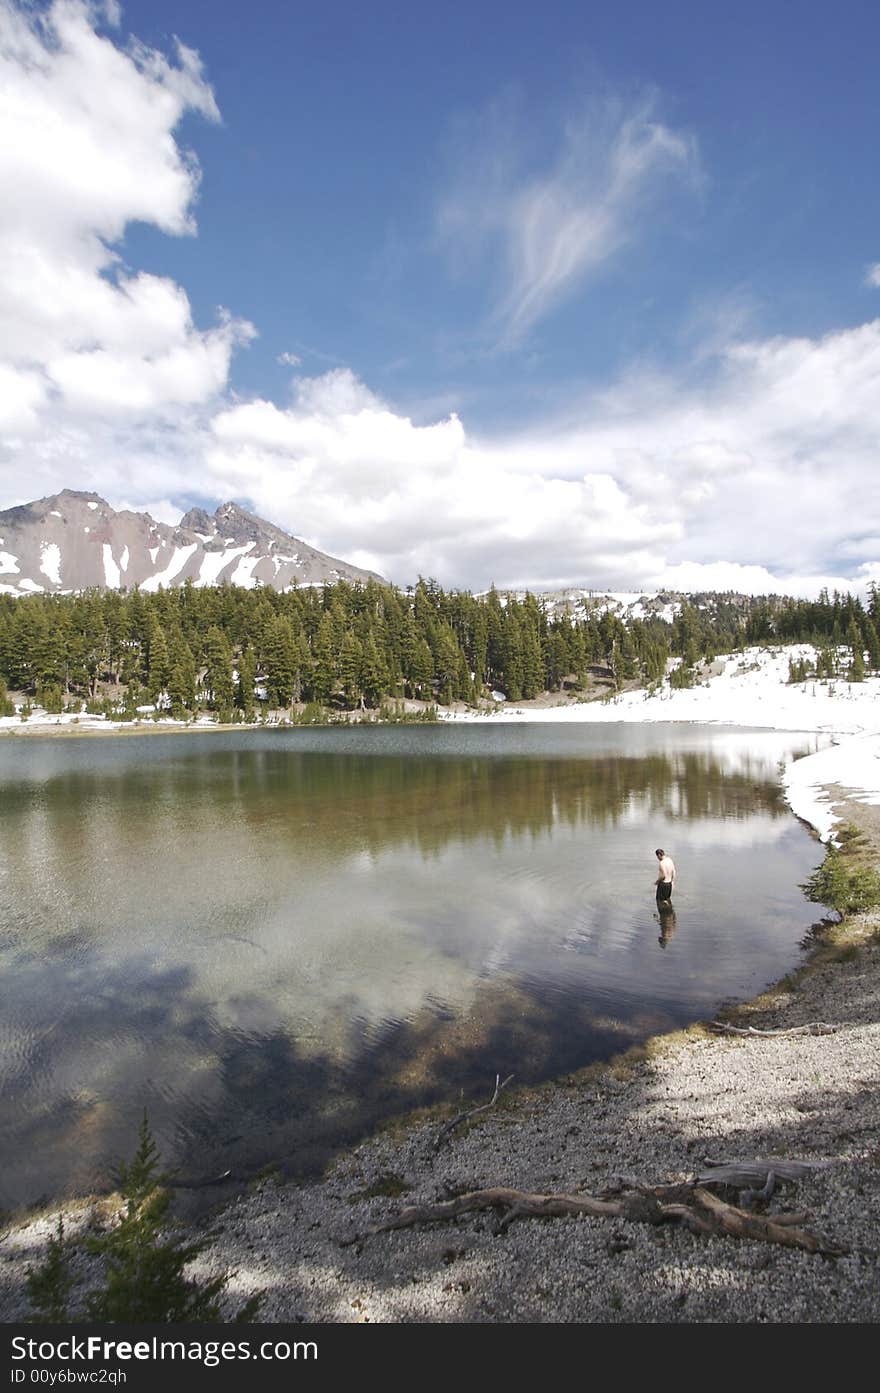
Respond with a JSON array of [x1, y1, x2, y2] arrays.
[[122, 0, 880, 420], [1, 0, 879, 593]]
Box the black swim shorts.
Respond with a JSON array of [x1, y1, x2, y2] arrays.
[[656, 881, 673, 903]]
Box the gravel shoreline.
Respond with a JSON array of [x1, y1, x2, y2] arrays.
[[3, 793, 879, 1324]]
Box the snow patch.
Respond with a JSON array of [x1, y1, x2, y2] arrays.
[[39, 542, 61, 585], [607, 591, 654, 607], [102, 544, 120, 588], [229, 551, 262, 588], [18, 579, 44, 592], [148, 546, 160, 563], [120, 545, 129, 573], [87, 501, 98, 511], [197, 544, 253, 587], [49, 510, 62, 518], [784, 734, 880, 843], [0, 551, 21, 574], [141, 544, 198, 591]]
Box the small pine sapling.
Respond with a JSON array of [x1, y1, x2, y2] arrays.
[[26, 1216, 72, 1322], [85, 1114, 260, 1324]]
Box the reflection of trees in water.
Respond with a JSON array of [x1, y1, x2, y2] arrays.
[[1, 747, 793, 905], [231, 748, 791, 858]]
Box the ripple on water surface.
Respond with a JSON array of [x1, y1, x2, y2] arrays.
[[0, 723, 829, 1206]]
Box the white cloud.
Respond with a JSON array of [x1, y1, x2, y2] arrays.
[[866, 263, 880, 289], [196, 311, 880, 594], [643, 562, 859, 600], [0, 362, 47, 433], [8, 315, 879, 597], [0, 0, 251, 435], [437, 94, 699, 343], [277, 351, 302, 368]]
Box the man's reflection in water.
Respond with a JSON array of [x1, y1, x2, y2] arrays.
[[656, 903, 678, 949]]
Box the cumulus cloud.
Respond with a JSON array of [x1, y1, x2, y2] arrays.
[[0, 0, 252, 438], [196, 312, 880, 594], [866, 263, 880, 289], [437, 93, 699, 343]]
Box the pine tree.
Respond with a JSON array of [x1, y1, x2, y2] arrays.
[[26, 1216, 72, 1322], [84, 1114, 259, 1323], [410, 637, 435, 698], [309, 614, 336, 704], [521, 617, 544, 698], [166, 629, 196, 717], [203, 625, 234, 714], [339, 631, 363, 708], [237, 644, 257, 721], [359, 633, 388, 708], [849, 646, 865, 682], [147, 619, 170, 703], [291, 633, 309, 705], [433, 623, 462, 704], [36, 680, 64, 713], [847, 617, 865, 682], [0, 676, 15, 717], [263, 616, 297, 708]]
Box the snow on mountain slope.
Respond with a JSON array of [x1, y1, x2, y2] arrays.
[[0, 490, 384, 594]]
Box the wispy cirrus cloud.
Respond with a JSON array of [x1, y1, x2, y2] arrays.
[[436, 93, 700, 346], [866, 263, 880, 288]]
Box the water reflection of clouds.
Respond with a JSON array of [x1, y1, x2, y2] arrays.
[[655, 814, 791, 849], [3, 790, 816, 1057], [0, 725, 826, 1208]]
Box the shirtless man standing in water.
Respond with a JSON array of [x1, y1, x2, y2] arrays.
[[654, 848, 676, 905]]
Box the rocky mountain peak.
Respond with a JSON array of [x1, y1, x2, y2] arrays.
[[211, 500, 292, 548], [55, 488, 108, 504], [178, 505, 215, 534], [1, 491, 383, 594]]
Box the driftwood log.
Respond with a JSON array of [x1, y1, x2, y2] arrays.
[[710, 1021, 843, 1037], [342, 1162, 846, 1256]]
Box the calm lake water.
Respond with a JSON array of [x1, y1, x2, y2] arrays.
[[0, 723, 828, 1209]]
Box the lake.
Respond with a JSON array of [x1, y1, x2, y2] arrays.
[[0, 722, 828, 1209]]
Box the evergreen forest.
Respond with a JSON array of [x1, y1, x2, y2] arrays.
[[0, 578, 877, 723]]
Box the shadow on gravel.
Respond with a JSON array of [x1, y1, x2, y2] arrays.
[[6, 938, 878, 1323]]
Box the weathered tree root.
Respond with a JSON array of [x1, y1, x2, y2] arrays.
[[341, 1173, 846, 1256], [695, 1158, 836, 1211], [710, 1020, 844, 1037], [435, 1074, 515, 1148]]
